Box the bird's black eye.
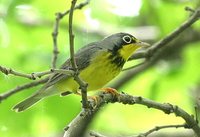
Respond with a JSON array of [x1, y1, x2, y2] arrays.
[[122, 35, 132, 44]]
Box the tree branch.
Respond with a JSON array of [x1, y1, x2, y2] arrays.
[[51, 13, 60, 69], [129, 7, 200, 60], [0, 78, 48, 102], [0, 68, 74, 102], [137, 124, 187, 137], [69, 0, 77, 70], [68, 0, 88, 108], [0, 65, 74, 80], [60, 0, 90, 19], [0, 65, 38, 80], [63, 7, 200, 137], [90, 124, 188, 137], [64, 92, 200, 137], [113, 7, 200, 89]]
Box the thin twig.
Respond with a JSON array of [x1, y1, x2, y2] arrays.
[[0, 65, 74, 80], [137, 124, 187, 137], [113, 7, 200, 89], [68, 0, 88, 108], [147, 7, 200, 56], [0, 78, 48, 102], [32, 68, 74, 78], [128, 7, 200, 61], [90, 124, 187, 137], [51, 0, 90, 68], [0, 65, 37, 80], [51, 13, 61, 69], [0, 68, 74, 102], [69, 0, 77, 70], [62, 0, 90, 18], [185, 6, 195, 13]]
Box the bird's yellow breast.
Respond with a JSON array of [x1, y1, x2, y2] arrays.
[[55, 51, 122, 92], [55, 44, 140, 93]]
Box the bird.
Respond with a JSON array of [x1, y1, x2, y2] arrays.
[[13, 32, 149, 112]]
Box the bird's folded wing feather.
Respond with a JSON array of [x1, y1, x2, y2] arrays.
[[43, 42, 104, 88]]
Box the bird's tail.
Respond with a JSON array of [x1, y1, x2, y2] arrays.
[[12, 94, 42, 112], [13, 85, 58, 112]]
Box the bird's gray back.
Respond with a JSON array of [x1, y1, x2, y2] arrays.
[[44, 41, 103, 88]]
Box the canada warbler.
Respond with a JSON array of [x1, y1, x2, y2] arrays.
[[13, 32, 149, 112]]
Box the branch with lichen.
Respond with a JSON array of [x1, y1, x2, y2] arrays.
[[64, 91, 200, 137]]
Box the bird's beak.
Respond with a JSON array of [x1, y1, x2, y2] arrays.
[[137, 41, 151, 48]]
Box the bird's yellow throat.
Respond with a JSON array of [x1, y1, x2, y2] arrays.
[[118, 43, 140, 60]]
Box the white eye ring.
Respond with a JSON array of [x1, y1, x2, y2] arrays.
[[122, 35, 132, 44]]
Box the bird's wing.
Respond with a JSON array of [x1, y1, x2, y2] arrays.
[[43, 42, 103, 89]]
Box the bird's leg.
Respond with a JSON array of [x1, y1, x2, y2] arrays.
[[74, 90, 99, 109], [86, 88, 120, 108], [87, 95, 100, 109]]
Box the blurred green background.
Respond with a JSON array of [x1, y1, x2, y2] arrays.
[[0, 0, 200, 137]]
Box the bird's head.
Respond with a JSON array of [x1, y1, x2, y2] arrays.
[[102, 32, 150, 61]]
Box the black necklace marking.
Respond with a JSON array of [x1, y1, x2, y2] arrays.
[[108, 51, 125, 68]]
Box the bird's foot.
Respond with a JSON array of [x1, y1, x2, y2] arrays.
[[87, 95, 99, 109], [101, 87, 119, 97]]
